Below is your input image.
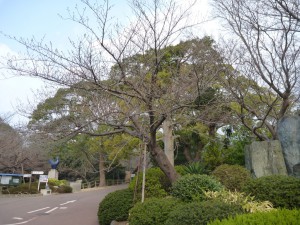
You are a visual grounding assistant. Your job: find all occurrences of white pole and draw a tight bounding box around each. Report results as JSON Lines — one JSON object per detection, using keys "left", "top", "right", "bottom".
{"left": 141, "top": 143, "right": 147, "bottom": 203}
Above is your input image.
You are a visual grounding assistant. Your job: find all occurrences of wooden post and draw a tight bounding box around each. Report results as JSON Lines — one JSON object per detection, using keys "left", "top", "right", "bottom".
{"left": 141, "top": 143, "right": 147, "bottom": 203}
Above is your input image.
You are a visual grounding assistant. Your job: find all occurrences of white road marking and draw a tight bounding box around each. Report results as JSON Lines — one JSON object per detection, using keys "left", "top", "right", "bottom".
{"left": 60, "top": 200, "right": 77, "bottom": 205}
{"left": 45, "top": 207, "right": 58, "bottom": 214}
{"left": 12, "top": 217, "right": 23, "bottom": 220}
{"left": 27, "top": 207, "right": 50, "bottom": 214}
{"left": 3, "top": 217, "right": 36, "bottom": 225}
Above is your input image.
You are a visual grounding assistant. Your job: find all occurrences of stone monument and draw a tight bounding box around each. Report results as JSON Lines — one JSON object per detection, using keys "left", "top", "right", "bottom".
{"left": 48, "top": 157, "right": 60, "bottom": 179}
{"left": 277, "top": 115, "right": 300, "bottom": 178}
{"left": 245, "top": 140, "right": 287, "bottom": 178}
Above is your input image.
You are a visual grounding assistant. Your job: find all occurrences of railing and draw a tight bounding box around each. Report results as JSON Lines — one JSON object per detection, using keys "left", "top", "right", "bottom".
{"left": 81, "top": 179, "right": 126, "bottom": 189}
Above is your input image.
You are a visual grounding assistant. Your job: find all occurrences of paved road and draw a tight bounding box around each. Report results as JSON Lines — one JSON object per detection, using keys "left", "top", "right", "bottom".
{"left": 0, "top": 184, "right": 127, "bottom": 225}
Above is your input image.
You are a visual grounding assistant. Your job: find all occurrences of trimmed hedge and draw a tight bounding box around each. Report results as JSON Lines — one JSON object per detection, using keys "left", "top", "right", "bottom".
{"left": 165, "top": 199, "right": 243, "bottom": 225}
{"left": 129, "top": 167, "right": 169, "bottom": 200}
{"left": 171, "top": 174, "right": 224, "bottom": 201}
{"left": 128, "top": 197, "right": 180, "bottom": 225}
{"left": 1, "top": 182, "right": 39, "bottom": 194}
{"left": 208, "top": 209, "right": 300, "bottom": 225}
{"left": 98, "top": 188, "right": 134, "bottom": 225}
{"left": 48, "top": 178, "right": 68, "bottom": 187}
{"left": 211, "top": 164, "right": 252, "bottom": 191}
{"left": 56, "top": 185, "right": 72, "bottom": 193}
{"left": 242, "top": 175, "right": 300, "bottom": 209}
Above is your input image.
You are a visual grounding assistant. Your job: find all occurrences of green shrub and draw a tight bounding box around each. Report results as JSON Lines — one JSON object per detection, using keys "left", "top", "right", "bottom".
{"left": 183, "top": 162, "right": 207, "bottom": 175}
{"left": 165, "top": 199, "right": 243, "bottom": 225}
{"left": 48, "top": 178, "right": 68, "bottom": 186}
{"left": 56, "top": 185, "right": 72, "bottom": 193}
{"left": 98, "top": 188, "right": 134, "bottom": 225}
{"left": 2, "top": 182, "right": 39, "bottom": 194}
{"left": 242, "top": 175, "right": 300, "bottom": 209}
{"left": 208, "top": 209, "right": 300, "bottom": 225}
{"left": 175, "top": 165, "right": 188, "bottom": 176}
{"left": 129, "top": 167, "right": 169, "bottom": 200}
{"left": 128, "top": 197, "right": 180, "bottom": 225}
{"left": 211, "top": 164, "right": 252, "bottom": 191}
{"left": 171, "top": 174, "right": 224, "bottom": 201}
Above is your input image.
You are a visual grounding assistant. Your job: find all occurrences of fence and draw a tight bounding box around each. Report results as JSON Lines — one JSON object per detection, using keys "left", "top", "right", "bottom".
{"left": 81, "top": 179, "right": 125, "bottom": 189}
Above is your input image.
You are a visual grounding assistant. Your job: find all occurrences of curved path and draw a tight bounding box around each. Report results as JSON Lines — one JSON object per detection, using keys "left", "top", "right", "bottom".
{"left": 0, "top": 184, "right": 127, "bottom": 225}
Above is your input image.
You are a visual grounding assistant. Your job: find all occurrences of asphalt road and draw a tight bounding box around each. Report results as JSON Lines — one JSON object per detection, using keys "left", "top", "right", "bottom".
{"left": 0, "top": 184, "right": 128, "bottom": 225}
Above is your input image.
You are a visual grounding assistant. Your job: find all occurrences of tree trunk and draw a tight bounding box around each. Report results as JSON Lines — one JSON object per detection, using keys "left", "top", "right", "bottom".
{"left": 99, "top": 152, "right": 106, "bottom": 187}
{"left": 183, "top": 146, "right": 193, "bottom": 162}
{"left": 208, "top": 123, "right": 217, "bottom": 137}
{"left": 149, "top": 144, "right": 179, "bottom": 183}
{"left": 162, "top": 117, "right": 174, "bottom": 166}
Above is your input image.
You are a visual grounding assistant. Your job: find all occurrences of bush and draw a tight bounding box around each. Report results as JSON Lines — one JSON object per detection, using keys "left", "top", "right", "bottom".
{"left": 98, "top": 188, "right": 134, "bottom": 225}
{"left": 165, "top": 199, "right": 243, "bottom": 225}
{"left": 171, "top": 174, "right": 224, "bottom": 201}
{"left": 56, "top": 185, "right": 72, "bottom": 193}
{"left": 128, "top": 197, "right": 180, "bottom": 225}
{"left": 48, "top": 178, "right": 68, "bottom": 186}
{"left": 242, "top": 175, "right": 300, "bottom": 209}
{"left": 183, "top": 162, "right": 207, "bottom": 175}
{"left": 129, "top": 167, "right": 169, "bottom": 200}
{"left": 175, "top": 165, "right": 188, "bottom": 176}
{"left": 2, "top": 182, "right": 39, "bottom": 194}
{"left": 208, "top": 209, "right": 300, "bottom": 225}
{"left": 204, "top": 190, "right": 274, "bottom": 213}
{"left": 211, "top": 164, "right": 252, "bottom": 191}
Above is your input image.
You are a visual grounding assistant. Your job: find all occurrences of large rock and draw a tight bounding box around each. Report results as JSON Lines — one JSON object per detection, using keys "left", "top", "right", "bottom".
{"left": 277, "top": 116, "right": 300, "bottom": 177}
{"left": 245, "top": 141, "right": 287, "bottom": 178}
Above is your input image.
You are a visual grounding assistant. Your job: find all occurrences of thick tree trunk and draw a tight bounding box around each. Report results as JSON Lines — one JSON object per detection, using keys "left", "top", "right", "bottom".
{"left": 162, "top": 117, "right": 174, "bottom": 166}
{"left": 99, "top": 152, "right": 106, "bottom": 187}
{"left": 149, "top": 144, "right": 179, "bottom": 183}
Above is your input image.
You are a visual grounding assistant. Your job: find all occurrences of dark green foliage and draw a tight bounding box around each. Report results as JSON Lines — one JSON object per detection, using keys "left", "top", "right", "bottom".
{"left": 175, "top": 123, "right": 209, "bottom": 166}
{"left": 174, "top": 165, "right": 188, "bottom": 176}
{"left": 183, "top": 161, "right": 207, "bottom": 175}
{"left": 1, "top": 182, "right": 39, "bottom": 194}
{"left": 202, "top": 139, "right": 228, "bottom": 171}
{"left": 211, "top": 164, "right": 252, "bottom": 191}
{"left": 222, "top": 126, "right": 252, "bottom": 166}
{"left": 242, "top": 175, "right": 300, "bottom": 209}
{"left": 203, "top": 127, "right": 251, "bottom": 170}
{"left": 165, "top": 200, "right": 243, "bottom": 225}
{"left": 208, "top": 209, "right": 300, "bottom": 225}
{"left": 98, "top": 189, "right": 134, "bottom": 225}
{"left": 128, "top": 198, "right": 180, "bottom": 225}
{"left": 171, "top": 174, "right": 224, "bottom": 201}
{"left": 194, "top": 87, "right": 219, "bottom": 108}
{"left": 129, "top": 167, "right": 169, "bottom": 200}
{"left": 56, "top": 185, "right": 72, "bottom": 193}
{"left": 106, "top": 165, "right": 126, "bottom": 180}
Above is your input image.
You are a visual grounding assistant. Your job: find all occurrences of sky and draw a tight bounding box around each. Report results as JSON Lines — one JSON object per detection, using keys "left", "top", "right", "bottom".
{"left": 0, "top": 0, "right": 219, "bottom": 126}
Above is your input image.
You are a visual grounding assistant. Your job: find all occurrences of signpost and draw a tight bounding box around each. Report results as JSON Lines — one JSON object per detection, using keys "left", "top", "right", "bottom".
{"left": 31, "top": 171, "right": 44, "bottom": 175}
{"left": 38, "top": 175, "right": 48, "bottom": 191}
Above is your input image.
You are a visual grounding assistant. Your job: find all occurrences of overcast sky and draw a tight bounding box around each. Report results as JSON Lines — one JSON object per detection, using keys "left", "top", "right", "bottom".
{"left": 0, "top": 0, "right": 219, "bottom": 126}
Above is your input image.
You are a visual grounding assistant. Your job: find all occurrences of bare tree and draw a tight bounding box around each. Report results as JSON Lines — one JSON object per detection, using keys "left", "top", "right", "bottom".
{"left": 0, "top": 118, "right": 47, "bottom": 173}
{"left": 273, "top": 0, "right": 300, "bottom": 26}
{"left": 212, "top": 0, "right": 300, "bottom": 140}
{"left": 0, "top": 118, "right": 24, "bottom": 173}
{"left": 2, "top": 0, "right": 220, "bottom": 183}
